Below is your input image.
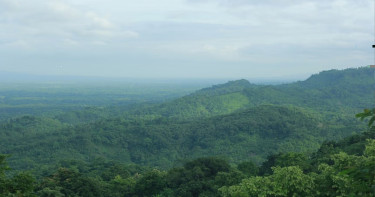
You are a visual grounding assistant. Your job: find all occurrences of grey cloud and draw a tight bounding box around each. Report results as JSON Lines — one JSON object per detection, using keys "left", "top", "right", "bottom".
{"left": 0, "top": 0, "right": 372, "bottom": 78}
{"left": 0, "top": 0, "right": 138, "bottom": 50}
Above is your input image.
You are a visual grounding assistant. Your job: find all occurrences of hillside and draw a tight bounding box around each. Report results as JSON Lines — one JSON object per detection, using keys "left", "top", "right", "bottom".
{"left": 1, "top": 105, "right": 363, "bottom": 173}
{"left": 130, "top": 67, "right": 374, "bottom": 120}
{"left": 1, "top": 113, "right": 373, "bottom": 197}
{"left": 0, "top": 67, "right": 372, "bottom": 177}
{"left": 0, "top": 67, "right": 374, "bottom": 196}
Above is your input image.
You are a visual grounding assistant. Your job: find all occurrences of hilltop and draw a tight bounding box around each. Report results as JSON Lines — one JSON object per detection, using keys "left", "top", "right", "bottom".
{"left": 128, "top": 67, "right": 374, "bottom": 120}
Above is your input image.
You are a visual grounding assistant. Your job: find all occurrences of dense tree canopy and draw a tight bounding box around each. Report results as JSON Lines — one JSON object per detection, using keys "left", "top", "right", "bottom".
{"left": 0, "top": 67, "right": 374, "bottom": 196}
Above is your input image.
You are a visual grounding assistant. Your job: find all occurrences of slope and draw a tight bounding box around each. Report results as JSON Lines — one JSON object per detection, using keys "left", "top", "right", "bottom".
{"left": 130, "top": 67, "right": 374, "bottom": 120}
{"left": 1, "top": 105, "right": 363, "bottom": 172}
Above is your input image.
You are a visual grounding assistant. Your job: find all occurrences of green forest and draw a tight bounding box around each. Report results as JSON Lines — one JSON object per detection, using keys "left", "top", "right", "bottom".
{"left": 0, "top": 67, "right": 374, "bottom": 196}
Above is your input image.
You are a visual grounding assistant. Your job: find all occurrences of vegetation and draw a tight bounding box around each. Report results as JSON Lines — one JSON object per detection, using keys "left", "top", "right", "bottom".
{"left": 0, "top": 125, "right": 373, "bottom": 196}
{"left": 129, "top": 67, "right": 374, "bottom": 120}
{"left": 0, "top": 105, "right": 363, "bottom": 172}
{"left": 0, "top": 67, "right": 374, "bottom": 196}
{"left": 0, "top": 82, "right": 203, "bottom": 122}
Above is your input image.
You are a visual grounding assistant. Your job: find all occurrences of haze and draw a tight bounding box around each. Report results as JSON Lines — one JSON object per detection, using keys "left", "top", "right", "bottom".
{"left": 0, "top": 0, "right": 373, "bottom": 79}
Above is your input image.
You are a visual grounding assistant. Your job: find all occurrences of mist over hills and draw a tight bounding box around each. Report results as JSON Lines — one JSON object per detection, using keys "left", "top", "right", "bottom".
{"left": 0, "top": 70, "right": 307, "bottom": 85}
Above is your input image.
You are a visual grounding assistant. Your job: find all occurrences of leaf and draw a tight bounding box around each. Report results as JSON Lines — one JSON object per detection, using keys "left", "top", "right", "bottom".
{"left": 368, "top": 116, "right": 375, "bottom": 127}
{"left": 356, "top": 108, "right": 375, "bottom": 127}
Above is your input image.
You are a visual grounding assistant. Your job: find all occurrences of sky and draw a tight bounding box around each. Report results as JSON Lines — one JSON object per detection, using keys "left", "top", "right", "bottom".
{"left": 0, "top": 0, "right": 373, "bottom": 79}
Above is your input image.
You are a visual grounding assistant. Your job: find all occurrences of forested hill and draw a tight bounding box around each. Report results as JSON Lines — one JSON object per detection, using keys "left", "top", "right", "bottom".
{"left": 1, "top": 105, "right": 361, "bottom": 172}
{"left": 131, "top": 67, "right": 374, "bottom": 120}
{"left": 1, "top": 120, "right": 373, "bottom": 196}
{"left": 193, "top": 79, "right": 254, "bottom": 96}
{"left": 298, "top": 67, "right": 374, "bottom": 88}
{"left": 0, "top": 66, "right": 373, "bottom": 195}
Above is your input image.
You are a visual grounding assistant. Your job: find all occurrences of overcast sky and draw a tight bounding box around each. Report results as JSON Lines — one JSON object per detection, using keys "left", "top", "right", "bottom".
{"left": 0, "top": 0, "right": 373, "bottom": 79}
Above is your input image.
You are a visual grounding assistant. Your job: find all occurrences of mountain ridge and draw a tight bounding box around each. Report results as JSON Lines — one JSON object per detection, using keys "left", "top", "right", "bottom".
{"left": 128, "top": 67, "right": 374, "bottom": 120}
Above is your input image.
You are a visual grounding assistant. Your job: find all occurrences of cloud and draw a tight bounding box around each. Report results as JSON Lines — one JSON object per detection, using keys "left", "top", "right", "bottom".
{"left": 0, "top": 0, "right": 372, "bottom": 78}
{"left": 0, "top": 0, "right": 138, "bottom": 50}
{"left": 4, "top": 40, "right": 30, "bottom": 49}
{"left": 85, "top": 12, "right": 114, "bottom": 29}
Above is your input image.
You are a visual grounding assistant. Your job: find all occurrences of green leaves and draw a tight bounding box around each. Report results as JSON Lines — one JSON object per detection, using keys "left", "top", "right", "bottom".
{"left": 221, "top": 139, "right": 375, "bottom": 197}
{"left": 356, "top": 108, "right": 375, "bottom": 127}
{"left": 220, "top": 166, "right": 315, "bottom": 197}
{"left": 0, "top": 155, "right": 10, "bottom": 178}
{"left": 0, "top": 156, "right": 36, "bottom": 196}
{"left": 315, "top": 141, "right": 375, "bottom": 196}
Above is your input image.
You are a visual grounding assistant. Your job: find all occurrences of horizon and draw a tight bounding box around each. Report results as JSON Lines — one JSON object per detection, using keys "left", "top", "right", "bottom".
{"left": 1, "top": 65, "right": 370, "bottom": 85}
{"left": 0, "top": 68, "right": 317, "bottom": 85}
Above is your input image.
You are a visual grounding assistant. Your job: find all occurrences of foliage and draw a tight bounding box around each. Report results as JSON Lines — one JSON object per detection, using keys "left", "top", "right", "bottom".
{"left": 220, "top": 166, "right": 315, "bottom": 197}
{"left": 220, "top": 138, "right": 375, "bottom": 197}
{"left": 0, "top": 155, "right": 36, "bottom": 196}
{"left": 0, "top": 127, "right": 373, "bottom": 196}
{"left": 356, "top": 108, "right": 375, "bottom": 127}
{"left": 0, "top": 67, "right": 374, "bottom": 196}
{"left": 0, "top": 105, "right": 361, "bottom": 173}
{"left": 130, "top": 67, "right": 374, "bottom": 120}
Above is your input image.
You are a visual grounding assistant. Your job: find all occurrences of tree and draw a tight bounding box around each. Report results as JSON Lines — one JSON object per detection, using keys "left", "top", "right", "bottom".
{"left": 220, "top": 166, "right": 315, "bottom": 197}
{"left": 134, "top": 169, "right": 167, "bottom": 196}
{"left": 0, "top": 155, "right": 36, "bottom": 196}
{"left": 237, "top": 161, "right": 259, "bottom": 177}
{"left": 315, "top": 139, "right": 375, "bottom": 196}
{"left": 356, "top": 108, "right": 375, "bottom": 128}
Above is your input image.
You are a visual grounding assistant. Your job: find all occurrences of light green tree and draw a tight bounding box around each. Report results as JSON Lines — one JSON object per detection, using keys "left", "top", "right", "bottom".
{"left": 220, "top": 166, "right": 315, "bottom": 197}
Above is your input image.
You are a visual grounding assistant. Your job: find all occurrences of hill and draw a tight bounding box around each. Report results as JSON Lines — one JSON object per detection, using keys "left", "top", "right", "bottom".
{"left": 129, "top": 67, "right": 374, "bottom": 120}
{"left": 1, "top": 105, "right": 363, "bottom": 172}
{"left": 1, "top": 113, "right": 373, "bottom": 197}
{"left": 0, "top": 67, "right": 372, "bottom": 176}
